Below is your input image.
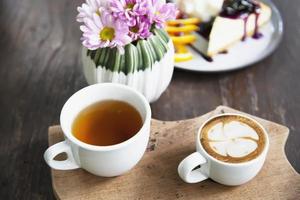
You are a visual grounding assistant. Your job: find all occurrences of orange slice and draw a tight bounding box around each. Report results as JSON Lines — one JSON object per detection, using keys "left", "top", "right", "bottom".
{"left": 166, "top": 25, "right": 199, "bottom": 33}
{"left": 167, "top": 18, "right": 201, "bottom": 26}
{"left": 175, "top": 44, "right": 188, "bottom": 53}
{"left": 174, "top": 52, "right": 193, "bottom": 62}
{"left": 170, "top": 35, "right": 196, "bottom": 45}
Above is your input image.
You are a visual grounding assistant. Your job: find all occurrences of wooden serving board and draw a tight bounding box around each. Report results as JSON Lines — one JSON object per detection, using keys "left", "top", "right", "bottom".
{"left": 48, "top": 106, "right": 300, "bottom": 200}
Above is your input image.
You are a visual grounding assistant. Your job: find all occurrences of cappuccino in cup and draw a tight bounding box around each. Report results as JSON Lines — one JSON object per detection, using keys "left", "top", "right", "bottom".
{"left": 200, "top": 115, "right": 266, "bottom": 163}
{"left": 178, "top": 113, "right": 269, "bottom": 186}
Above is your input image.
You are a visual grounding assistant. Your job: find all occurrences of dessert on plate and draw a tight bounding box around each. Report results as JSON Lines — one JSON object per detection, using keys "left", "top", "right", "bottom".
{"left": 174, "top": 0, "right": 272, "bottom": 59}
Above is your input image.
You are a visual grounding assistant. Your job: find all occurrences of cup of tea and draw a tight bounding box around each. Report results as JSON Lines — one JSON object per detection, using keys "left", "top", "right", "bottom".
{"left": 44, "top": 83, "right": 151, "bottom": 177}
{"left": 178, "top": 113, "right": 269, "bottom": 186}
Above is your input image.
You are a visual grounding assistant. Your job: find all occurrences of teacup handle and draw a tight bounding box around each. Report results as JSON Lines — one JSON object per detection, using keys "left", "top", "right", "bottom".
{"left": 178, "top": 152, "right": 208, "bottom": 183}
{"left": 44, "top": 141, "right": 80, "bottom": 170}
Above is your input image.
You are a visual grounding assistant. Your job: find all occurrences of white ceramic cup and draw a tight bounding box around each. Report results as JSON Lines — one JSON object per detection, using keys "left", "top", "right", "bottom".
{"left": 178, "top": 113, "right": 269, "bottom": 186}
{"left": 44, "top": 83, "right": 151, "bottom": 177}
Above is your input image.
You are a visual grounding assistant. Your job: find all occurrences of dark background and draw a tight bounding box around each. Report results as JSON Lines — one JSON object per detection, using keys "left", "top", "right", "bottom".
{"left": 0, "top": 0, "right": 299, "bottom": 199}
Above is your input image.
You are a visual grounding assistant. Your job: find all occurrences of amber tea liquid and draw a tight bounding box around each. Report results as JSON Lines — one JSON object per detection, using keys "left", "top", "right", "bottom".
{"left": 72, "top": 100, "right": 143, "bottom": 146}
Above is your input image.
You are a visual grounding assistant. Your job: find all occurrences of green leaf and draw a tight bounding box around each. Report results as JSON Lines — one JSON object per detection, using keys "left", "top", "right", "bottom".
{"left": 93, "top": 48, "right": 102, "bottom": 66}
{"left": 156, "top": 28, "right": 170, "bottom": 43}
{"left": 138, "top": 40, "right": 151, "bottom": 70}
{"left": 102, "top": 48, "right": 110, "bottom": 66}
{"left": 147, "top": 37, "right": 157, "bottom": 64}
{"left": 119, "top": 53, "right": 125, "bottom": 74}
{"left": 90, "top": 50, "right": 96, "bottom": 60}
{"left": 149, "top": 36, "right": 164, "bottom": 61}
{"left": 106, "top": 48, "right": 117, "bottom": 71}
{"left": 136, "top": 42, "right": 143, "bottom": 71}
{"left": 125, "top": 44, "right": 133, "bottom": 74}
{"left": 113, "top": 49, "right": 121, "bottom": 72}
{"left": 98, "top": 48, "right": 107, "bottom": 67}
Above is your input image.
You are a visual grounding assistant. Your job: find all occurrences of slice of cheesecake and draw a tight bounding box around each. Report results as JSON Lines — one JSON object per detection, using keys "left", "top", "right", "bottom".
{"left": 188, "top": 0, "right": 272, "bottom": 57}
{"left": 207, "top": 2, "right": 271, "bottom": 56}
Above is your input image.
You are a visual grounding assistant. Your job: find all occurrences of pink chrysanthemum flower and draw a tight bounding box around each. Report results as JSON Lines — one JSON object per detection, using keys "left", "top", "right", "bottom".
{"left": 80, "top": 11, "right": 131, "bottom": 53}
{"left": 110, "top": 0, "right": 149, "bottom": 26}
{"left": 77, "top": 0, "right": 177, "bottom": 52}
{"left": 129, "top": 16, "right": 152, "bottom": 40}
{"left": 76, "top": 0, "right": 108, "bottom": 22}
{"left": 150, "top": 0, "right": 177, "bottom": 28}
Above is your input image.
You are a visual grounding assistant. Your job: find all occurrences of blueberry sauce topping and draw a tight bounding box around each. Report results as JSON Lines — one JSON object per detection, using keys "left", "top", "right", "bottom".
{"left": 220, "top": 0, "right": 262, "bottom": 40}
{"left": 220, "top": 0, "right": 260, "bottom": 18}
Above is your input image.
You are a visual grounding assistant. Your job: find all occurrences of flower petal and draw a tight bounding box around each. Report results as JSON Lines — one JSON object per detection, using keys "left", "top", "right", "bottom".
{"left": 84, "top": 18, "right": 99, "bottom": 32}
{"left": 92, "top": 13, "right": 103, "bottom": 29}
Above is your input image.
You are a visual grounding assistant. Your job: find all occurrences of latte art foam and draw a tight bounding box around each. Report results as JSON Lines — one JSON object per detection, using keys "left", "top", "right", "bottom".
{"left": 200, "top": 115, "right": 266, "bottom": 163}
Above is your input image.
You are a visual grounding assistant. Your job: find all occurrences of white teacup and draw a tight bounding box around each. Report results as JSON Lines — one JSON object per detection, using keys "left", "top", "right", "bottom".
{"left": 178, "top": 113, "right": 269, "bottom": 186}
{"left": 44, "top": 83, "right": 151, "bottom": 177}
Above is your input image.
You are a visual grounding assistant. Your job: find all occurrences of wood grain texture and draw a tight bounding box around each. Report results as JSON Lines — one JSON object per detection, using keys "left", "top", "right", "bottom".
{"left": 0, "top": 0, "right": 299, "bottom": 199}
{"left": 49, "top": 106, "right": 300, "bottom": 200}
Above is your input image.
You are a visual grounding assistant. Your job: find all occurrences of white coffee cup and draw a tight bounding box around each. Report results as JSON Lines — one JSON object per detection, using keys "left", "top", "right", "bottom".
{"left": 44, "top": 83, "right": 151, "bottom": 177}
{"left": 178, "top": 113, "right": 269, "bottom": 186}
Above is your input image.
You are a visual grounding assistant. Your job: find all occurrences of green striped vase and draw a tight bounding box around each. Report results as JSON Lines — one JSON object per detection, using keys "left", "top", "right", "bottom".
{"left": 81, "top": 28, "right": 174, "bottom": 103}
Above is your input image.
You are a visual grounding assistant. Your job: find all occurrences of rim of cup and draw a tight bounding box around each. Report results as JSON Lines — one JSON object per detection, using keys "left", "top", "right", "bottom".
{"left": 60, "top": 83, "right": 151, "bottom": 152}
{"left": 196, "top": 113, "right": 270, "bottom": 167}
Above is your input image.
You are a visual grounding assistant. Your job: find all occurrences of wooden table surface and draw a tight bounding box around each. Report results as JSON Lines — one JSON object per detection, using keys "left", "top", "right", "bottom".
{"left": 0, "top": 0, "right": 299, "bottom": 199}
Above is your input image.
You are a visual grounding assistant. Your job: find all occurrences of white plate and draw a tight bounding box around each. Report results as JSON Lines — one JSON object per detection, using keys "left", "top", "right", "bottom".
{"left": 174, "top": 0, "right": 283, "bottom": 72}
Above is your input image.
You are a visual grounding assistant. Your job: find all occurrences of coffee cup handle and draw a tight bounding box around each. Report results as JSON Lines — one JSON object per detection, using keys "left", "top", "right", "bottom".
{"left": 44, "top": 141, "right": 80, "bottom": 170}
{"left": 178, "top": 152, "right": 208, "bottom": 183}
